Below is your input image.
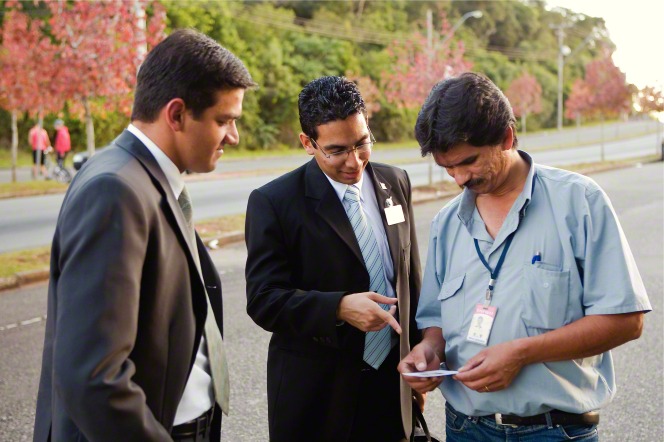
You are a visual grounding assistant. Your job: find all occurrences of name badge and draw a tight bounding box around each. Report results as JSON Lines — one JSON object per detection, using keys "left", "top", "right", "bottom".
{"left": 466, "top": 304, "right": 497, "bottom": 346}
{"left": 385, "top": 205, "right": 405, "bottom": 225}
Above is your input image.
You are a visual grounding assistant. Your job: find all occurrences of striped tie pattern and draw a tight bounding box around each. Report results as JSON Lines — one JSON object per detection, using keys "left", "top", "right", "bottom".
{"left": 178, "top": 186, "right": 230, "bottom": 415}
{"left": 342, "top": 185, "right": 393, "bottom": 369}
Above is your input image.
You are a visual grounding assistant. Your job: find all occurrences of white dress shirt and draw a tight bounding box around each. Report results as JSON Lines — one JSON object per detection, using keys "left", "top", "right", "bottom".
{"left": 127, "top": 124, "right": 214, "bottom": 425}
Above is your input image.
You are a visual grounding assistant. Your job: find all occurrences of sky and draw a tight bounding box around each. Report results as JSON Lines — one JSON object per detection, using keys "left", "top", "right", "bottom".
{"left": 546, "top": 0, "right": 664, "bottom": 89}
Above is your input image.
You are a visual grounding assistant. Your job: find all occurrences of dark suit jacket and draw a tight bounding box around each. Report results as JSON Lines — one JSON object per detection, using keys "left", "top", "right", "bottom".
{"left": 33, "top": 131, "right": 224, "bottom": 442}
{"left": 245, "top": 159, "right": 422, "bottom": 441}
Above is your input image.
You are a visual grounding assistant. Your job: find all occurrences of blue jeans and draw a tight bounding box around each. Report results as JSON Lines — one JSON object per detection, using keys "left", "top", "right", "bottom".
{"left": 445, "top": 403, "right": 599, "bottom": 441}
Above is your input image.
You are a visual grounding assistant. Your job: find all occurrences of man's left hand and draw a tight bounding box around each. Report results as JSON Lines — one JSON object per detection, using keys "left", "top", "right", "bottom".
{"left": 454, "top": 340, "right": 526, "bottom": 393}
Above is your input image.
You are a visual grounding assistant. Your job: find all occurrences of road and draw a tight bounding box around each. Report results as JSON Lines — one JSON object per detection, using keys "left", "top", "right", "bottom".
{"left": 0, "top": 162, "right": 661, "bottom": 441}
{"left": 0, "top": 122, "right": 662, "bottom": 254}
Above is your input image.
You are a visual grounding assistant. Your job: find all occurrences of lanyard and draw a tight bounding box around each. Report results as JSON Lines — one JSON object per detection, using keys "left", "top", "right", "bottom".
{"left": 474, "top": 232, "right": 515, "bottom": 307}
{"left": 473, "top": 170, "right": 537, "bottom": 306}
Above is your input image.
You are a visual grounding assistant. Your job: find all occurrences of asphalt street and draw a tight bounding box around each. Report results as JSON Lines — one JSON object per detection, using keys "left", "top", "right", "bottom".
{"left": 0, "top": 162, "right": 662, "bottom": 441}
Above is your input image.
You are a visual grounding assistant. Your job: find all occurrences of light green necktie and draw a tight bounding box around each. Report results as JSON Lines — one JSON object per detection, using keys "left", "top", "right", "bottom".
{"left": 178, "top": 186, "right": 230, "bottom": 415}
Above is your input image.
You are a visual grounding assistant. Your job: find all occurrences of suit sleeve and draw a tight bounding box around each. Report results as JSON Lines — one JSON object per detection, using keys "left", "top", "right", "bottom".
{"left": 245, "top": 189, "right": 349, "bottom": 347}
{"left": 404, "top": 171, "right": 423, "bottom": 347}
{"left": 52, "top": 174, "right": 171, "bottom": 441}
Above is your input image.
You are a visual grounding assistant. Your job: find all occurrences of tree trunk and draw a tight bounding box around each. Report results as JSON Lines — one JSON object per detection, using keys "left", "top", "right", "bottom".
{"left": 84, "top": 98, "right": 96, "bottom": 156}
{"left": 600, "top": 116, "right": 605, "bottom": 162}
{"left": 521, "top": 114, "right": 527, "bottom": 134}
{"left": 11, "top": 110, "right": 18, "bottom": 183}
{"left": 356, "top": 0, "right": 366, "bottom": 19}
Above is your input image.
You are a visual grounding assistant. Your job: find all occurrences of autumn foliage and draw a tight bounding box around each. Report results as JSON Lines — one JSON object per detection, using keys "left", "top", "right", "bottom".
{"left": 566, "top": 55, "right": 631, "bottom": 120}
{"left": 0, "top": 0, "right": 166, "bottom": 156}
{"left": 505, "top": 73, "right": 542, "bottom": 133}
{"left": 382, "top": 12, "right": 471, "bottom": 109}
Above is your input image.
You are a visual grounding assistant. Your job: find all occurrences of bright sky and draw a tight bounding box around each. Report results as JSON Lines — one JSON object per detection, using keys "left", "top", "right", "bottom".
{"left": 547, "top": 0, "right": 664, "bottom": 89}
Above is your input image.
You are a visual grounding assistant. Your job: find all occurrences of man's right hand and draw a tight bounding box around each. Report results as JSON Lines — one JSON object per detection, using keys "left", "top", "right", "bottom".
{"left": 398, "top": 328, "right": 445, "bottom": 394}
{"left": 337, "top": 292, "right": 401, "bottom": 334}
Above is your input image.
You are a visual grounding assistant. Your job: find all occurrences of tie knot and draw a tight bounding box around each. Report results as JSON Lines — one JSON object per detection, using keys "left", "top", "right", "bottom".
{"left": 344, "top": 185, "right": 360, "bottom": 203}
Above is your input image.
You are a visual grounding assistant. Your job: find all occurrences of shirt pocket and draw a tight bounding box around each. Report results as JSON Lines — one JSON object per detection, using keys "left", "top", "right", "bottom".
{"left": 437, "top": 274, "right": 465, "bottom": 339}
{"left": 522, "top": 264, "right": 570, "bottom": 330}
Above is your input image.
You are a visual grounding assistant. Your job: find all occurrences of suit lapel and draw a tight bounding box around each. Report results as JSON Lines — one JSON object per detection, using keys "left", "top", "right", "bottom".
{"left": 115, "top": 130, "right": 204, "bottom": 289}
{"left": 368, "top": 164, "right": 414, "bottom": 438}
{"left": 304, "top": 159, "right": 365, "bottom": 266}
{"left": 368, "top": 164, "right": 401, "bottom": 279}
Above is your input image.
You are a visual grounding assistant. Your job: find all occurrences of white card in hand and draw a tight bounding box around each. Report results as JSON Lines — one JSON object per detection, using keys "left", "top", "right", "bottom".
{"left": 403, "top": 369, "right": 458, "bottom": 378}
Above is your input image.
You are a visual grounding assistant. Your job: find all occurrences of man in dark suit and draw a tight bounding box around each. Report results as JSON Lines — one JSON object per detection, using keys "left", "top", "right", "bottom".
{"left": 34, "top": 29, "right": 255, "bottom": 442}
{"left": 245, "top": 76, "right": 422, "bottom": 441}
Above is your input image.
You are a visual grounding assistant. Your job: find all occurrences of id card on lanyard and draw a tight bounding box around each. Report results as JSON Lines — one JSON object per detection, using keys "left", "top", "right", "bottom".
{"left": 466, "top": 229, "right": 516, "bottom": 346}
{"left": 466, "top": 173, "right": 535, "bottom": 346}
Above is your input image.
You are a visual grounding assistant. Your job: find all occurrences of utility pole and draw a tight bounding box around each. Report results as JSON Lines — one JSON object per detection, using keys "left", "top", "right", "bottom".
{"left": 550, "top": 23, "right": 571, "bottom": 131}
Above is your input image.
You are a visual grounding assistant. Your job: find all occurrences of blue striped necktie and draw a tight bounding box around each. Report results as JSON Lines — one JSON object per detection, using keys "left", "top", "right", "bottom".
{"left": 342, "top": 185, "right": 393, "bottom": 369}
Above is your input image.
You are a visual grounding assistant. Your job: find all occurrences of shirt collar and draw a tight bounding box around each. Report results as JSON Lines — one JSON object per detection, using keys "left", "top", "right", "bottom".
{"left": 127, "top": 124, "right": 184, "bottom": 198}
{"left": 324, "top": 170, "right": 365, "bottom": 203}
{"left": 457, "top": 149, "right": 535, "bottom": 226}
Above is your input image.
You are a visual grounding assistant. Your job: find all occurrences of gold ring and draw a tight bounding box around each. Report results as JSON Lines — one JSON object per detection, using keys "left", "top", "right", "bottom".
{"left": 484, "top": 385, "right": 490, "bottom": 392}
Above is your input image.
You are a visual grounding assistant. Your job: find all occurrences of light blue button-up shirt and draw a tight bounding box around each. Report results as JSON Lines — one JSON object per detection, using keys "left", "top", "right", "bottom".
{"left": 416, "top": 150, "right": 651, "bottom": 417}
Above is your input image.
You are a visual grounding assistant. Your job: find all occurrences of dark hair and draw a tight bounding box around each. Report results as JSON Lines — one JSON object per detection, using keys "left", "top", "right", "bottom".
{"left": 298, "top": 76, "right": 367, "bottom": 139}
{"left": 131, "top": 29, "right": 256, "bottom": 122}
{"left": 414, "top": 72, "right": 517, "bottom": 156}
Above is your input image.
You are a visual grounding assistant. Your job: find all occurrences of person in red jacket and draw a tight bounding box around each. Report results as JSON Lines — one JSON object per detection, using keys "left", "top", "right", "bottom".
{"left": 28, "top": 123, "right": 50, "bottom": 178}
{"left": 53, "top": 119, "right": 71, "bottom": 168}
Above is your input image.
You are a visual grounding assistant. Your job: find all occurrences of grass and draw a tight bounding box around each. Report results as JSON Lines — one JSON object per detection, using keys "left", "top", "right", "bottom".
{"left": 0, "top": 149, "right": 34, "bottom": 168}
{"left": 0, "top": 215, "right": 247, "bottom": 280}
{"left": 0, "top": 246, "right": 51, "bottom": 279}
{"left": 0, "top": 180, "right": 68, "bottom": 199}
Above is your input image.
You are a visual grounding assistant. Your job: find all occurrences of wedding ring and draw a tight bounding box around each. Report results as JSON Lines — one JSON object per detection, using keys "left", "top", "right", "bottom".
{"left": 484, "top": 385, "right": 490, "bottom": 392}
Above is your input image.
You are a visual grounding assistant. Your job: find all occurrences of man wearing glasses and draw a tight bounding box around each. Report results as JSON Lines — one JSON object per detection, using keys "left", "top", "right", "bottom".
{"left": 245, "top": 76, "right": 422, "bottom": 441}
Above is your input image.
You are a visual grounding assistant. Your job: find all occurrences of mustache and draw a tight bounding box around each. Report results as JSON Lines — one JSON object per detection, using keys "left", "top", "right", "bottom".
{"left": 460, "top": 178, "right": 484, "bottom": 190}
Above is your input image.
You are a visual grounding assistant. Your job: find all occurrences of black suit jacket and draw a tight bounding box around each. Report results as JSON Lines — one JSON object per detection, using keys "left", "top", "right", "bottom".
{"left": 33, "top": 131, "right": 224, "bottom": 441}
{"left": 245, "top": 159, "right": 422, "bottom": 441}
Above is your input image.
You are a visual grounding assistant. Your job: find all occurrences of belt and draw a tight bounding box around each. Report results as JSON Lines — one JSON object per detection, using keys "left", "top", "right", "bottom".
{"left": 171, "top": 407, "right": 214, "bottom": 440}
{"left": 486, "top": 410, "right": 600, "bottom": 427}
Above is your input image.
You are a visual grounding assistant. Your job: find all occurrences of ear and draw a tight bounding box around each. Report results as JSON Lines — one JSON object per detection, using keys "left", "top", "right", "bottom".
{"left": 501, "top": 126, "right": 515, "bottom": 151}
{"left": 299, "top": 132, "right": 316, "bottom": 156}
{"left": 164, "top": 98, "right": 187, "bottom": 132}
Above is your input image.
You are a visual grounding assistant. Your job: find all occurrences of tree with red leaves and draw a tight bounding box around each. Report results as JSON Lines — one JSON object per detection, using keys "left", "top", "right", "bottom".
{"left": 505, "top": 72, "right": 542, "bottom": 134}
{"left": 0, "top": 3, "right": 59, "bottom": 181}
{"left": 565, "top": 78, "right": 592, "bottom": 126}
{"left": 47, "top": 0, "right": 166, "bottom": 155}
{"left": 382, "top": 11, "right": 471, "bottom": 109}
{"left": 567, "top": 55, "right": 632, "bottom": 159}
{"left": 638, "top": 86, "right": 664, "bottom": 115}
{"left": 582, "top": 55, "right": 632, "bottom": 119}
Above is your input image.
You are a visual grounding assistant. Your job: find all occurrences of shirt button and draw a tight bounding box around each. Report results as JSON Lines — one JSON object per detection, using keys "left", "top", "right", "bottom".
{"left": 543, "top": 282, "right": 550, "bottom": 288}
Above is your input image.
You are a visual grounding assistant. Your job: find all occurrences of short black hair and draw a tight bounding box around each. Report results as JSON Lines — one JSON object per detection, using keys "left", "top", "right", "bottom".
{"left": 415, "top": 72, "right": 517, "bottom": 156}
{"left": 298, "top": 76, "right": 367, "bottom": 139}
{"left": 131, "top": 29, "right": 256, "bottom": 122}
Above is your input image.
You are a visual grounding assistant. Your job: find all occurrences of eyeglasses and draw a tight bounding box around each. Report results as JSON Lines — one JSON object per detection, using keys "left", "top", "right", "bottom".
{"left": 309, "top": 129, "right": 375, "bottom": 163}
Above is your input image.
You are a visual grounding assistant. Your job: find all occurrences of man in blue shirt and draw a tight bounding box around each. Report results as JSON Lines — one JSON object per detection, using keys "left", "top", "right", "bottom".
{"left": 398, "top": 72, "right": 651, "bottom": 441}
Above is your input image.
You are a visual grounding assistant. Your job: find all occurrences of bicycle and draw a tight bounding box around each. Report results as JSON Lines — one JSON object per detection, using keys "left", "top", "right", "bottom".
{"left": 44, "top": 147, "right": 73, "bottom": 184}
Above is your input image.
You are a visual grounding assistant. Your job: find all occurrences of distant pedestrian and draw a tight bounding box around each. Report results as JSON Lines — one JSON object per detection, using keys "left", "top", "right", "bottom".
{"left": 398, "top": 72, "right": 651, "bottom": 441}
{"left": 28, "top": 123, "right": 50, "bottom": 178}
{"left": 52, "top": 119, "right": 71, "bottom": 168}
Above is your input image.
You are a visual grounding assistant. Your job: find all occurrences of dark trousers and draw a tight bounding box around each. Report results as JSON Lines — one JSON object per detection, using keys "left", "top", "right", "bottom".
{"left": 349, "top": 345, "right": 405, "bottom": 442}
